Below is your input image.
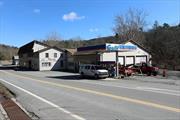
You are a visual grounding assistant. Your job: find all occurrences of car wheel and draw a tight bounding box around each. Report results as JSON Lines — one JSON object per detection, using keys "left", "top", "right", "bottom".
{"left": 127, "top": 73, "right": 131, "bottom": 76}
{"left": 80, "top": 72, "right": 84, "bottom": 78}
{"left": 147, "top": 71, "right": 151, "bottom": 76}
{"left": 94, "top": 74, "right": 99, "bottom": 79}
{"left": 153, "top": 72, "right": 157, "bottom": 76}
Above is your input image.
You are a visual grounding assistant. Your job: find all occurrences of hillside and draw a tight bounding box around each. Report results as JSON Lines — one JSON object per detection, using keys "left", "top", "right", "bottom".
{"left": 43, "top": 24, "right": 180, "bottom": 70}
{"left": 42, "top": 36, "right": 118, "bottom": 49}
{"left": 0, "top": 44, "right": 18, "bottom": 60}
{"left": 0, "top": 24, "right": 179, "bottom": 70}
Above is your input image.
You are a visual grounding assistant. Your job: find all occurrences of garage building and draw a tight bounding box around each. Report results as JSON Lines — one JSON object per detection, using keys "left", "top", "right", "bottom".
{"left": 74, "top": 40, "right": 151, "bottom": 67}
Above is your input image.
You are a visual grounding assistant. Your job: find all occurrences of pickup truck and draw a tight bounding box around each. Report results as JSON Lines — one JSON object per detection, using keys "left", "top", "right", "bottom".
{"left": 129, "top": 62, "right": 159, "bottom": 76}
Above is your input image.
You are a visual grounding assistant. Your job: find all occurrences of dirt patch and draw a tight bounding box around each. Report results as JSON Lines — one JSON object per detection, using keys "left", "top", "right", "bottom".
{"left": 0, "top": 82, "right": 15, "bottom": 99}
{"left": 0, "top": 83, "right": 32, "bottom": 120}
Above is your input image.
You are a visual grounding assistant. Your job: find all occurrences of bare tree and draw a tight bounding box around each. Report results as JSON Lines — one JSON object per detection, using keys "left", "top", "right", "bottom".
{"left": 113, "top": 8, "right": 147, "bottom": 42}
{"left": 46, "top": 31, "right": 62, "bottom": 41}
{"left": 44, "top": 31, "right": 62, "bottom": 47}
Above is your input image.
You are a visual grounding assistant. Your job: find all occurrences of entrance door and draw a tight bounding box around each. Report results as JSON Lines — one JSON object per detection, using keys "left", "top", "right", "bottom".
{"left": 28, "top": 61, "right": 32, "bottom": 69}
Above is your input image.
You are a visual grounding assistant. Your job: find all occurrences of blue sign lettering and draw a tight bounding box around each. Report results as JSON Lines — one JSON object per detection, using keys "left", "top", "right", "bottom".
{"left": 106, "top": 44, "right": 137, "bottom": 51}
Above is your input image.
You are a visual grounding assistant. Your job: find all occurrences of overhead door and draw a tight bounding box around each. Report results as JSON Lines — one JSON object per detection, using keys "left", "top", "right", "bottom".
{"left": 126, "top": 56, "right": 134, "bottom": 65}
{"left": 136, "top": 56, "right": 147, "bottom": 64}
{"left": 118, "top": 56, "right": 124, "bottom": 65}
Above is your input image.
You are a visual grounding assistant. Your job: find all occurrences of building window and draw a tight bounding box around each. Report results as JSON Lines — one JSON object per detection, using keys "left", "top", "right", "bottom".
{"left": 54, "top": 53, "right": 57, "bottom": 58}
{"left": 42, "top": 62, "right": 51, "bottom": 67}
{"left": 45, "top": 53, "right": 49, "bottom": 58}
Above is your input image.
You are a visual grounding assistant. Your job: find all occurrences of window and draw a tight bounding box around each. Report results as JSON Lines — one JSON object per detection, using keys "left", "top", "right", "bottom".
{"left": 45, "top": 53, "right": 49, "bottom": 58}
{"left": 91, "top": 66, "right": 95, "bottom": 70}
{"left": 54, "top": 53, "right": 57, "bottom": 58}
{"left": 85, "top": 66, "right": 90, "bottom": 69}
{"left": 42, "top": 62, "right": 51, "bottom": 67}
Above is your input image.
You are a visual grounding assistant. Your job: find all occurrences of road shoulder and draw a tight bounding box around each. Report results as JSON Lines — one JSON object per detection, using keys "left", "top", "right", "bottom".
{"left": 0, "top": 83, "right": 32, "bottom": 120}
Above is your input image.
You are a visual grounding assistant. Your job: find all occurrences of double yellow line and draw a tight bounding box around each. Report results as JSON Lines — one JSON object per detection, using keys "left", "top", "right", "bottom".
{"left": 2, "top": 70, "right": 180, "bottom": 113}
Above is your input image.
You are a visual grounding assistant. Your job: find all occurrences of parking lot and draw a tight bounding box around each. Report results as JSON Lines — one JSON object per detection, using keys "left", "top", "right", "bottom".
{"left": 0, "top": 69, "right": 180, "bottom": 120}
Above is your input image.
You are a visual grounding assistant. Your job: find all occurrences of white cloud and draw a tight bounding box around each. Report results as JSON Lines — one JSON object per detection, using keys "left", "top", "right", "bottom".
{"left": 0, "top": 1, "right": 4, "bottom": 6}
{"left": 62, "top": 12, "right": 85, "bottom": 21}
{"left": 33, "top": 9, "right": 40, "bottom": 14}
{"left": 89, "top": 28, "right": 99, "bottom": 32}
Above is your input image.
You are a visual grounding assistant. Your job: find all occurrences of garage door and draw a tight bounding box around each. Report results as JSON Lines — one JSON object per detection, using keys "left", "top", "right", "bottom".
{"left": 126, "top": 56, "right": 134, "bottom": 65}
{"left": 136, "top": 56, "right": 147, "bottom": 64}
{"left": 118, "top": 57, "right": 124, "bottom": 65}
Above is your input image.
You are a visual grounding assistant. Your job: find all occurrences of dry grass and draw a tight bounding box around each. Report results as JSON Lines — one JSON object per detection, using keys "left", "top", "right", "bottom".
{"left": 0, "top": 83, "right": 14, "bottom": 99}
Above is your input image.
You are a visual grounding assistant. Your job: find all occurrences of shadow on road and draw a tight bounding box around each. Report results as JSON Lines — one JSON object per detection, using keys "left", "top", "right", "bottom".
{"left": 46, "top": 75, "right": 102, "bottom": 80}
{"left": 0, "top": 65, "right": 16, "bottom": 70}
{"left": 0, "top": 65, "right": 36, "bottom": 71}
{"left": 46, "top": 75, "right": 82, "bottom": 80}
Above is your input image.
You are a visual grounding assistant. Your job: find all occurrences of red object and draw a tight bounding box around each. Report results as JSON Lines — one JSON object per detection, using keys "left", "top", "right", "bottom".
{"left": 119, "top": 66, "right": 134, "bottom": 76}
{"left": 129, "top": 62, "right": 159, "bottom": 76}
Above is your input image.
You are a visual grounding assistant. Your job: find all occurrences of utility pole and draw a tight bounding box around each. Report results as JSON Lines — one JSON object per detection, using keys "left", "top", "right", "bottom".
{"left": 116, "top": 51, "right": 119, "bottom": 77}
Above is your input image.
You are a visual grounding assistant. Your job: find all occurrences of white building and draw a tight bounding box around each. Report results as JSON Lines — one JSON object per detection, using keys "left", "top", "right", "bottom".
{"left": 74, "top": 40, "right": 151, "bottom": 66}
{"left": 18, "top": 40, "right": 64, "bottom": 71}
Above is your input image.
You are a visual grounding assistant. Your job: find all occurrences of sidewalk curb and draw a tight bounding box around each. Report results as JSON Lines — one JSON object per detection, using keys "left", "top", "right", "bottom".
{"left": 0, "top": 95, "right": 31, "bottom": 120}
{"left": 0, "top": 103, "right": 9, "bottom": 120}
{"left": 11, "top": 98, "right": 32, "bottom": 119}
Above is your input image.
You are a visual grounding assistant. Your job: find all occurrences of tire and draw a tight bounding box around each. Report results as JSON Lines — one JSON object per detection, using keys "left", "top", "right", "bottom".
{"left": 147, "top": 71, "right": 151, "bottom": 76}
{"left": 127, "top": 73, "right": 131, "bottom": 76}
{"left": 153, "top": 71, "right": 157, "bottom": 76}
{"left": 80, "top": 72, "right": 84, "bottom": 78}
{"left": 94, "top": 74, "right": 99, "bottom": 79}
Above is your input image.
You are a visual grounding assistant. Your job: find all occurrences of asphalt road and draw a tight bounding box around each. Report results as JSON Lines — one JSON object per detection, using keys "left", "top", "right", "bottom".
{"left": 0, "top": 70, "right": 180, "bottom": 120}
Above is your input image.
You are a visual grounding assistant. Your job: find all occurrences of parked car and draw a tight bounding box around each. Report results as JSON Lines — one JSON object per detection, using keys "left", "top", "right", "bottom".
{"left": 129, "top": 62, "right": 159, "bottom": 76}
{"left": 79, "top": 64, "right": 109, "bottom": 79}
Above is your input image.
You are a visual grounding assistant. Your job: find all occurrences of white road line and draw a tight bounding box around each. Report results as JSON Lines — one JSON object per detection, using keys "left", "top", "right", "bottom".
{"left": 0, "top": 78, "right": 86, "bottom": 120}
{"left": 136, "top": 87, "right": 180, "bottom": 93}
{"left": 77, "top": 81, "right": 180, "bottom": 96}
{"left": 3, "top": 70, "right": 180, "bottom": 96}
{"left": 136, "top": 87, "right": 180, "bottom": 96}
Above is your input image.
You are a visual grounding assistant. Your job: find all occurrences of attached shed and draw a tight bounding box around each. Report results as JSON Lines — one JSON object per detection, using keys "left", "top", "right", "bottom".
{"left": 12, "top": 56, "right": 19, "bottom": 65}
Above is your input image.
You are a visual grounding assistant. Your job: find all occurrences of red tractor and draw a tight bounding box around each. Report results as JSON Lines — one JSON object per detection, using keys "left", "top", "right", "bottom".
{"left": 119, "top": 65, "right": 134, "bottom": 76}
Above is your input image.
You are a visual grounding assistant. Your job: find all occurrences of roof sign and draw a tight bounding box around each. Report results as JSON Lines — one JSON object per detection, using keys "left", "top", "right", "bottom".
{"left": 106, "top": 44, "right": 137, "bottom": 51}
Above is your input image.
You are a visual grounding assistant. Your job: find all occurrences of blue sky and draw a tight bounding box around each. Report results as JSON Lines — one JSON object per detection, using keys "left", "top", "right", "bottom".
{"left": 0, "top": 0, "right": 179, "bottom": 47}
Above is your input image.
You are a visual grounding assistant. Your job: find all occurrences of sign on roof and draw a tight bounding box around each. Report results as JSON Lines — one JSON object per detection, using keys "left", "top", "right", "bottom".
{"left": 106, "top": 43, "right": 137, "bottom": 51}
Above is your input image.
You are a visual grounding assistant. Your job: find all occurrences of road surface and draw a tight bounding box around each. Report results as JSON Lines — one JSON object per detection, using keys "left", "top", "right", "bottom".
{"left": 0, "top": 70, "right": 180, "bottom": 120}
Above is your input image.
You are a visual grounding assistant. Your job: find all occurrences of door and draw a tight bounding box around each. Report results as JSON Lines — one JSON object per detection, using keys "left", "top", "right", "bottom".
{"left": 118, "top": 56, "right": 124, "bottom": 65}
{"left": 136, "top": 56, "right": 147, "bottom": 64}
{"left": 89, "top": 66, "right": 96, "bottom": 76}
{"left": 85, "top": 65, "right": 91, "bottom": 76}
{"left": 28, "top": 61, "right": 32, "bottom": 69}
{"left": 126, "top": 56, "right": 134, "bottom": 65}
